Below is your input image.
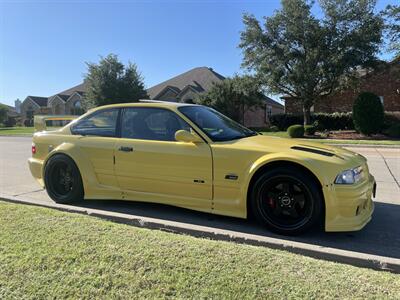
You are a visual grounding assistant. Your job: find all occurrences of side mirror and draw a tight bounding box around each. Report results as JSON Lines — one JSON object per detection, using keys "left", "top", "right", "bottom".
{"left": 175, "top": 130, "right": 203, "bottom": 143}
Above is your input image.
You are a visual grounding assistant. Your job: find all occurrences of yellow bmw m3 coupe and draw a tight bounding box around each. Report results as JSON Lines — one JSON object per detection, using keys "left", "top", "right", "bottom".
{"left": 28, "top": 101, "right": 376, "bottom": 235}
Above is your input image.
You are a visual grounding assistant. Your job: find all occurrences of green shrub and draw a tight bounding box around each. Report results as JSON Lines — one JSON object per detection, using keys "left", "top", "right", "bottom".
{"left": 384, "top": 123, "right": 400, "bottom": 138}
{"left": 314, "top": 112, "right": 353, "bottom": 131}
{"left": 269, "top": 125, "right": 279, "bottom": 132}
{"left": 287, "top": 125, "right": 304, "bottom": 138}
{"left": 249, "top": 125, "right": 280, "bottom": 133}
{"left": 249, "top": 127, "right": 270, "bottom": 132}
{"left": 383, "top": 112, "right": 400, "bottom": 130}
{"left": 312, "top": 120, "right": 322, "bottom": 130}
{"left": 271, "top": 109, "right": 395, "bottom": 132}
{"left": 270, "top": 114, "right": 303, "bottom": 130}
{"left": 270, "top": 112, "right": 353, "bottom": 131}
{"left": 304, "top": 125, "right": 316, "bottom": 135}
{"left": 4, "top": 117, "right": 16, "bottom": 127}
{"left": 353, "top": 92, "right": 384, "bottom": 135}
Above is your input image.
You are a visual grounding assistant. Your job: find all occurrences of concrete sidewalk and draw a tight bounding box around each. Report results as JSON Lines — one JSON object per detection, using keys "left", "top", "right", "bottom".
{"left": 1, "top": 137, "right": 400, "bottom": 272}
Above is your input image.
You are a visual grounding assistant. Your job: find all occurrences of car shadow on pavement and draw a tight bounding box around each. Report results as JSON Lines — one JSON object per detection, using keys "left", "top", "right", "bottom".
{"left": 70, "top": 199, "right": 400, "bottom": 259}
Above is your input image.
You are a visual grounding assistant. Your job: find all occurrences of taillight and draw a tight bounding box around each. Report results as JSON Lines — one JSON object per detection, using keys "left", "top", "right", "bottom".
{"left": 32, "top": 143, "right": 36, "bottom": 155}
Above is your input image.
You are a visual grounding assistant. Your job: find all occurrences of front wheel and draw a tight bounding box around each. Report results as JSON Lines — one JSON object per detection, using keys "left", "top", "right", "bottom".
{"left": 44, "top": 154, "right": 84, "bottom": 204}
{"left": 250, "top": 167, "right": 323, "bottom": 235}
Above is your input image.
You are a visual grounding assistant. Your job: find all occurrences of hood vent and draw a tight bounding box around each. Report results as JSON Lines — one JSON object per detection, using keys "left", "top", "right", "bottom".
{"left": 291, "top": 146, "right": 335, "bottom": 157}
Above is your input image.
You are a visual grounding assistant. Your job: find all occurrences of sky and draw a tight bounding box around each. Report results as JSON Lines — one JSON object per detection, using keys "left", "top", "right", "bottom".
{"left": 0, "top": 0, "right": 396, "bottom": 106}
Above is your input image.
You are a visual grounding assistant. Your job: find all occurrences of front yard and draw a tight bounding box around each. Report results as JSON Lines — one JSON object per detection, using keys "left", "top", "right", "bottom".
{"left": 261, "top": 131, "right": 400, "bottom": 145}
{"left": 0, "top": 127, "right": 35, "bottom": 136}
{"left": 0, "top": 127, "right": 62, "bottom": 136}
{"left": 0, "top": 201, "right": 399, "bottom": 299}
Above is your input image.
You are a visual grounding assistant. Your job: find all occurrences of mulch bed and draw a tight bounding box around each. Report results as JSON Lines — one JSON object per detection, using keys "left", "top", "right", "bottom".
{"left": 312, "top": 130, "right": 399, "bottom": 140}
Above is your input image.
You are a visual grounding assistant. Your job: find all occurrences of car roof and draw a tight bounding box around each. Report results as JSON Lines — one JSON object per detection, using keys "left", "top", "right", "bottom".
{"left": 87, "top": 100, "right": 200, "bottom": 112}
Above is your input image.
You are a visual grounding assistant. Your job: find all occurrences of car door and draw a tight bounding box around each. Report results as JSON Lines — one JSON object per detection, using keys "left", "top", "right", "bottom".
{"left": 114, "top": 107, "right": 213, "bottom": 211}
{"left": 71, "top": 108, "right": 120, "bottom": 188}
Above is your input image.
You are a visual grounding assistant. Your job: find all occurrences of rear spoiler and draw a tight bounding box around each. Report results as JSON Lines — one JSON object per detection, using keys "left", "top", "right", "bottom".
{"left": 34, "top": 115, "right": 79, "bottom": 132}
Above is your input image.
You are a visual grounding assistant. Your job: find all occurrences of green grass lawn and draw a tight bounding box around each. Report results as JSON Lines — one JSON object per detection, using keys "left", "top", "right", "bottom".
{"left": 261, "top": 131, "right": 400, "bottom": 145}
{"left": 0, "top": 127, "right": 63, "bottom": 136}
{"left": 0, "top": 127, "right": 35, "bottom": 136}
{"left": 0, "top": 201, "right": 399, "bottom": 299}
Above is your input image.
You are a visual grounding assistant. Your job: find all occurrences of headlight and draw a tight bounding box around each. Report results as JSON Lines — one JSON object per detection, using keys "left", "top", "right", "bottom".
{"left": 335, "top": 166, "right": 364, "bottom": 184}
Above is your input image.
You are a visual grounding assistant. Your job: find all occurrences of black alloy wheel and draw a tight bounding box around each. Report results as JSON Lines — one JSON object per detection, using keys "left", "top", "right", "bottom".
{"left": 251, "top": 167, "right": 323, "bottom": 235}
{"left": 44, "top": 155, "right": 84, "bottom": 204}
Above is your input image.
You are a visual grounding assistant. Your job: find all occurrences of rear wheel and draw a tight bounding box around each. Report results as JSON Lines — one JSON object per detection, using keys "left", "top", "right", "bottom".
{"left": 44, "top": 155, "right": 84, "bottom": 204}
{"left": 250, "top": 167, "right": 323, "bottom": 235}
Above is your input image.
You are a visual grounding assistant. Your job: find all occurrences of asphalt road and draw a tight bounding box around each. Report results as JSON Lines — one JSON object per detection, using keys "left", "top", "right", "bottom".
{"left": 1, "top": 136, "right": 399, "bottom": 259}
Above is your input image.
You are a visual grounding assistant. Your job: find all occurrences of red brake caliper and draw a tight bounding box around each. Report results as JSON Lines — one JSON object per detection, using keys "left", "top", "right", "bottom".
{"left": 267, "top": 197, "right": 275, "bottom": 208}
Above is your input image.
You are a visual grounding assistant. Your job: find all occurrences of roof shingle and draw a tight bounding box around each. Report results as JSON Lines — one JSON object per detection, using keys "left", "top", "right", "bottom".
{"left": 57, "top": 82, "right": 87, "bottom": 96}
{"left": 147, "top": 67, "right": 225, "bottom": 99}
{"left": 28, "top": 96, "right": 48, "bottom": 107}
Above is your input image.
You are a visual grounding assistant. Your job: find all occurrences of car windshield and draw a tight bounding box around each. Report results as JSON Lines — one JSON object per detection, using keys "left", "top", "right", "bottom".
{"left": 178, "top": 106, "right": 257, "bottom": 142}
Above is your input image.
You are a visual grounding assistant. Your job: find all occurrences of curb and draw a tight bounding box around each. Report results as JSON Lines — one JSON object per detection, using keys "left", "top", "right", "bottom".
{"left": 1, "top": 194, "right": 400, "bottom": 274}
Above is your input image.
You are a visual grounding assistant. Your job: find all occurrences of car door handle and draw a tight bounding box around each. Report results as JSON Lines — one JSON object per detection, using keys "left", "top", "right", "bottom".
{"left": 118, "top": 146, "right": 134, "bottom": 152}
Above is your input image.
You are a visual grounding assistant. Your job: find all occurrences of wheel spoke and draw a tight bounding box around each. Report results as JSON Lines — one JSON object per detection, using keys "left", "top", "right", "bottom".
{"left": 281, "top": 182, "right": 289, "bottom": 194}
{"left": 273, "top": 203, "right": 283, "bottom": 216}
{"left": 288, "top": 206, "right": 299, "bottom": 218}
{"left": 59, "top": 169, "right": 65, "bottom": 185}
{"left": 293, "top": 194, "right": 305, "bottom": 206}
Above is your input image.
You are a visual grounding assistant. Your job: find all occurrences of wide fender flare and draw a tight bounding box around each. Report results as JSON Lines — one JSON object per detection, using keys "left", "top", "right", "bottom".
{"left": 242, "top": 152, "right": 330, "bottom": 199}
{"left": 42, "top": 142, "right": 97, "bottom": 192}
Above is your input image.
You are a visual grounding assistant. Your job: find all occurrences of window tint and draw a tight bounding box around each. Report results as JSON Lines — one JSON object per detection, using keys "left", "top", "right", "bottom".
{"left": 178, "top": 106, "right": 257, "bottom": 142}
{"left": 72, "top": 109, "right": 119, "bottom": 137}
{"left": 121, "top": 108, "right": 190, "bottom": 141}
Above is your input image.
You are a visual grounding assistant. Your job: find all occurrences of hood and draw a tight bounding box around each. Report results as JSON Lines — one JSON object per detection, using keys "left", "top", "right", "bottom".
{"left": 226, "top": 135, "right": 366, "bottom": 162}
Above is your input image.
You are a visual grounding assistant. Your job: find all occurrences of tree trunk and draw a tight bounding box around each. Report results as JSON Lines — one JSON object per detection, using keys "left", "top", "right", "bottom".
{"left": 242, "top": 102, "right": 246, "bottom": 126}
{"left": 303, "top": 106, "right": 311, "bottom": 126}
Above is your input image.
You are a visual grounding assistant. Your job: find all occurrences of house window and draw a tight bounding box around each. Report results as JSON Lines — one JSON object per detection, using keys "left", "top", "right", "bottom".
{"left": 266, "top": 105, "right": 272, "bottom": 121}
{"left": 71, "top": 101, "right": 84, "bottom": 115}
{"left": 26, "top": 106, "right": 34, "bottom": 120}
{"left": 54, "top": 103, "right": 63, "bottom": 115}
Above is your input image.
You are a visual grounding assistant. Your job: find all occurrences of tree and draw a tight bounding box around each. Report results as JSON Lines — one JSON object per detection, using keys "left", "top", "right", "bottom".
{"left": 195, "top": 75, "right": 264, "bottom": 124}
{"left": 83, "top": 54, "right": 148, "bottom": 110}
{"left": 0, "top": 104, "right": 8, "bottom": 126}
{"left": 383, "top": 5, "right": 400, "bottom": 57}
{"left": 239, "top": 0, "right": 383, "bottom": 125}
{"left": 352, "top": 92, "right": 384, "bottom": 135}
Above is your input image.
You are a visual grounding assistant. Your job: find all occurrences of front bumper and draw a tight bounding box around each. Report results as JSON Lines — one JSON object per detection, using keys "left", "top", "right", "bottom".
{"left": 324, "top": 174, "right": 375, "bottom": 232}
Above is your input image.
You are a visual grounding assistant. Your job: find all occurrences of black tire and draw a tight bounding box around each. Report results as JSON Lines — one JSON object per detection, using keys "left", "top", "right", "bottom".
{"left": 250, "top": 167, "right": 323, "bottom": 235}
{"left": 44, "top": 154, "right": 84, "bottom": 204}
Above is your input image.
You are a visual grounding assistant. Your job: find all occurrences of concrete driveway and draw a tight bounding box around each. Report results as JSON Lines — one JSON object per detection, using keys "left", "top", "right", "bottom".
{"left": 1, "top": 136, "right": 399, "bottom": 259}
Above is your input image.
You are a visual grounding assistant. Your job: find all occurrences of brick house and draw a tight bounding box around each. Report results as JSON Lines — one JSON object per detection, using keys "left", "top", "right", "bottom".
{"left": 21, "top": 66, "right": 284, "bottom": 127}
{"left": 283, "top": 57, "right": 400, "bottom": 114}
{"left": 20, "top": 85, "right": 86, "bottom": 124}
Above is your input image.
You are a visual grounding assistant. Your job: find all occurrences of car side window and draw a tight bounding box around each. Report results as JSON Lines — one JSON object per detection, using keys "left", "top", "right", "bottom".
{"left": 121, "top": 108, "right": 190, "bottom": 141}
{"left": 72, "top": 109, "right": 119, "bottom": 137}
